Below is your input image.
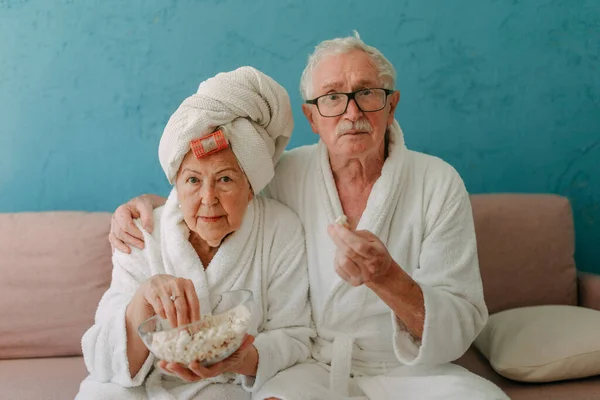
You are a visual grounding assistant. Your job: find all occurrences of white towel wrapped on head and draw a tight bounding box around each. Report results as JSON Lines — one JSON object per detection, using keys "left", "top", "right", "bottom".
{"left": 158, "top": 66, "right": 293, "bottom": 194}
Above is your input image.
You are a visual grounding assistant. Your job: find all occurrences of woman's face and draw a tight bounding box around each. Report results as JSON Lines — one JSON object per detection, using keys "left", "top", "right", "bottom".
{"left": 175, "top": 148, "right": 253, "bottom": 247}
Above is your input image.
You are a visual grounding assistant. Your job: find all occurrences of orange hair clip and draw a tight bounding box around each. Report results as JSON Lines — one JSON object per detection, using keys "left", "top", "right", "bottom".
{"left": 190, "top": 129, "right": 228, "bottom": 158}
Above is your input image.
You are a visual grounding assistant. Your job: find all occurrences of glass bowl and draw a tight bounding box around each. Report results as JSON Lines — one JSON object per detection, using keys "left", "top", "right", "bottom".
{"left": 137, "top": 289, "right": 254, "bottom": 366}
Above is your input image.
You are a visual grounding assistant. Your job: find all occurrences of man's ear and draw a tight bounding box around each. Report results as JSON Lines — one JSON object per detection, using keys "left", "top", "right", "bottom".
{"left": 302, "top": 104, "right": 319, "bottom": 134}
{"left": 386, "top": 90, "right": 401, "bottom": 126}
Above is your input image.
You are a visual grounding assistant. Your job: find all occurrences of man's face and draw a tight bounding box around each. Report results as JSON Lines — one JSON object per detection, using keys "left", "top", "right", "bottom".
{"left": 302, "top": 50, "right": 400, "bottom": 158}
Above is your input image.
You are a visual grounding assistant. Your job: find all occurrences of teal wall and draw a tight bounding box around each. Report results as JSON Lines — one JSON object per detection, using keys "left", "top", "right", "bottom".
{"left": 1, "top": 0, "right": 598, "bottom": 273}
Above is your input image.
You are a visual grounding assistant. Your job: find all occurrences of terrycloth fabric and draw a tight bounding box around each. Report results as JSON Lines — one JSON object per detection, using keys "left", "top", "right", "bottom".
{"left": 76, "top": 190, "right": 313, "bottom": 400}
{"left": 158, "top": 66, "right": 293, "bottom": 193}
{"left": 260, "top": 120, "right": 509, "bottom": 399}
{"left": 256, "top": 362, "right": 509, "bottom": 400}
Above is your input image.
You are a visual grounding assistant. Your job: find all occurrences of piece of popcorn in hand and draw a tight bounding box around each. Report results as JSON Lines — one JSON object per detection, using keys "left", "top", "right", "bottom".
{"left": 335, "top": 214, "right": 349, "bottom": 228}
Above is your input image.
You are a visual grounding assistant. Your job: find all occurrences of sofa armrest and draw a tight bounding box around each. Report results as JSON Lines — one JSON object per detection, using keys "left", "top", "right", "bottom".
{"left": 578, "top": 272, "right": 600, "bottom": 311}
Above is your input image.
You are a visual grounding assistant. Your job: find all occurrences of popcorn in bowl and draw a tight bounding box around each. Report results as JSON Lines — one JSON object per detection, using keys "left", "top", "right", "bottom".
{"left": 138, "top": 289, "right": 253, "bottom": 366}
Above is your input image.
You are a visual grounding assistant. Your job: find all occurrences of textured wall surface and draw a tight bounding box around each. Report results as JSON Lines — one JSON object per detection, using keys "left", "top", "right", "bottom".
{"left": 0, "top": 0, "right": 598, "bottom": 272}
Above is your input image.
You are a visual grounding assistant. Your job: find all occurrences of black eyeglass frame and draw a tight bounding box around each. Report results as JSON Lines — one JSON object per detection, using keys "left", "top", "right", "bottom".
{"left": 305, "top": 88, "right": 395, "bottom": 117}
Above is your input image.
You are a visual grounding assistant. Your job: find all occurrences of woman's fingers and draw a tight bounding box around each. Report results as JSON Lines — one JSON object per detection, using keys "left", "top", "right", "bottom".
{"left": 141, "top": 275, "right": 199, "bottom": 328}
{"left": 188, "top": 360, "right": 215, "bottom": 378}
{"left": 146, "top": 293, "right": 167, "bottom": 320}
{"left": 167, "top": 362, "right": 203, "bottom": 382}
{"left": 173, "top": 296, "right": 190, "bottom": 327}
{"left": 183, "top": 280, "right": 201, "bottom": 322}
{"left": 171, "top": 278, "right": 199, "bottom": 326}
{"left": 158, "top": 292, "right": 178, "bottom": 328}
{"left": 157, "top": 360, "right": 170, "bottom": 374}
{"left": 237, "top": 334, "right": 255, "bottom": 351}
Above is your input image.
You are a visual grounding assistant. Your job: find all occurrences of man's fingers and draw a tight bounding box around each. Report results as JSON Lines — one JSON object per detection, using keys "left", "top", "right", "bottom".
{"left": 330, "top": 224, "right": 374, "bottom": 258}
{"left": 334, "top": 259, "right": 352, "bottom": 283}
{"left": 335, "top": 254, "right": 365, "bottom": 286}
{"left": 328, "top": 225, "right": 369, "bottom": 260}
{"left": 136, "top": 198, "right": 156, "bottom": 234}
{"left": 339, "top": 240, "right": 363, "bottom": 263}
{"left": 116, "top": 215, "right": 145, "bottom": 245}
{"left": 337, "top": 253, "right": 361, "bottom": 278}
{"left": 117, "top": 230, "right": 146, "bottom": 250}
{"left": 108, "top": 232, "right": 131, "bottom": 254}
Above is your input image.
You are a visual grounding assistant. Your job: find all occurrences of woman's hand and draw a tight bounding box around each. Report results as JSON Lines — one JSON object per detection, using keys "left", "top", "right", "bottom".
{"left": 129, "top": 274, "right": 200, "bottom": 328}
{"left": 157, "top": 334, "right": 259, "bottom": 382}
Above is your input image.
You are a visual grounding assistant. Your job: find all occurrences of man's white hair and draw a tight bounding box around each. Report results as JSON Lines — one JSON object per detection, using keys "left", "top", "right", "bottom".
{"left": 299, "top": 30, "right": 396, "bottom": 100}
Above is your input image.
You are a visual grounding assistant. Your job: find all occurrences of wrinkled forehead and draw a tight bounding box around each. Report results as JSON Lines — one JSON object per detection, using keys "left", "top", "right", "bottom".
{"left": 312, "top": 51, "right": 381, "bottom": 95}
{"left": 179, "top": 146, "right": 243, "bottom": 174}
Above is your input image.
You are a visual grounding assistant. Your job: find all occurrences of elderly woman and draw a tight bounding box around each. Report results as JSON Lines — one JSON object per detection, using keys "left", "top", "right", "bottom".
{"left": 76, "top": 67, "right": 314, "bottom": 400}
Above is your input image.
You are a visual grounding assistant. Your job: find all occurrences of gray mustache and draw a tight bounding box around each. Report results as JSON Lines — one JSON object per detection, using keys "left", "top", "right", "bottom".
{"left": 336, "top": 119, "right": 373, "bottom": 136}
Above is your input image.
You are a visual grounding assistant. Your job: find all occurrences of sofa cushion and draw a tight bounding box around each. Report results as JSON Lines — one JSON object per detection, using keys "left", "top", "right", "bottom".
{"left": 474, "top": 305, "right": 600, "bottom": 382}
{"left": 470, "top": 194, "right": 577, "bottom": 314}
{"left": 578, "top": 272, "right": 600, "bottom": 311}
{"left": 454, "top": 347, "right": 600, "bottom": 400}
{"left": 0, "top": 212, "right": 113, "bottom": 359}
{"left": 0, "top": 356, "right": 88, "bottom": 400}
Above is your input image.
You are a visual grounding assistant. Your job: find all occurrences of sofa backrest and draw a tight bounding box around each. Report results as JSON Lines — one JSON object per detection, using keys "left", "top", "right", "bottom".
{"left": 0, "top": 212, "right": 113, "bottom": 359}
{"left": 0, "top": 194, "right": 578, "bottom": 358}
{"left": 470, "top": 194, "right": 577, "bottom": 314}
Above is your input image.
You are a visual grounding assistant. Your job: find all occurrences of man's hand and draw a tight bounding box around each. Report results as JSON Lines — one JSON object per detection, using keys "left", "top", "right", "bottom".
{"left": 157, "top": 335, "right": 258, "bottom": 382}
{"left": 328, "top": 223, "right": 425, "bottom": 338}
{"left": 109, "top": 194, "right": 166, "bottom": 254}
{"left": 327, "top": 223, "right": 394, "bottom": 286}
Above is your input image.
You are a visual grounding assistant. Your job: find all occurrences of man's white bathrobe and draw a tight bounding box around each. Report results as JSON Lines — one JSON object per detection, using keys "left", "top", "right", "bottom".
{"left": 258, "top": 121, "right": 509, "bottom": 400}
{"left": 76, "top": 190, "right": 314, "bottom": 400}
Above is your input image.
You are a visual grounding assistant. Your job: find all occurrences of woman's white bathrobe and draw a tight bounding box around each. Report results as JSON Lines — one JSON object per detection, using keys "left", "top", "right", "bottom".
{"left": 76, "top": 191, "right": 314, "bottom": 400}
{"left": 258, "top": 121, "right": 509, "bottom": 400}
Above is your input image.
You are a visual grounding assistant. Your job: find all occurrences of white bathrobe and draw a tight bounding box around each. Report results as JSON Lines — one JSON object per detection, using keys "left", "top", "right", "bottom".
{"left": 258, "top": 121, "right": 509, "bottom": 400}
{"left": 76, "top": 190, "right": 314, "bottom": 400}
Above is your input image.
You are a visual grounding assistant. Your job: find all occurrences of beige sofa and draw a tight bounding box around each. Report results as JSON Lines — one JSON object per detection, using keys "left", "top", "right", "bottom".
{"left": 1, "top": 194, "right": 599, "bottom": 399}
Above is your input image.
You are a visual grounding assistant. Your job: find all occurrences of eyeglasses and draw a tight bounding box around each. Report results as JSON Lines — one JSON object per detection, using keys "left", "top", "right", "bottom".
{"left": 305, "top": 88, "right": 394, "bottom": 117}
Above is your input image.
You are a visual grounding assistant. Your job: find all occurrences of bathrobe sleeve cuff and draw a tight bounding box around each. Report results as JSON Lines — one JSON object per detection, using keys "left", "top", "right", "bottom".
{"left": 240, "top": 334, "right": 277, "bottom": 393}
{"left": 391, "top": 284, "right": 434, "bottom": 365}
{"left": 113, "top": 304, "right": 155, "bottom": 387}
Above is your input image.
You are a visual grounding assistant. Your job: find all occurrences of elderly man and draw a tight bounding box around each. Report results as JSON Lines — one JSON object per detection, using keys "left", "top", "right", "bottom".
{"left": 110, "top": 33, "right": 509, "bottom": 399}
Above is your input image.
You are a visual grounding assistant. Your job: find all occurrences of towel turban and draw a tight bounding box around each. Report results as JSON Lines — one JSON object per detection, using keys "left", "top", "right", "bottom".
{"left": 158, "top": 66, "right": 293, "bottom": 194}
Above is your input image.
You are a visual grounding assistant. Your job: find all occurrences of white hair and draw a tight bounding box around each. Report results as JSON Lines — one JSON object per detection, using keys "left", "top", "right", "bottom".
{"left": 299, "top": 30, "right": 396, "bottom": 100}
